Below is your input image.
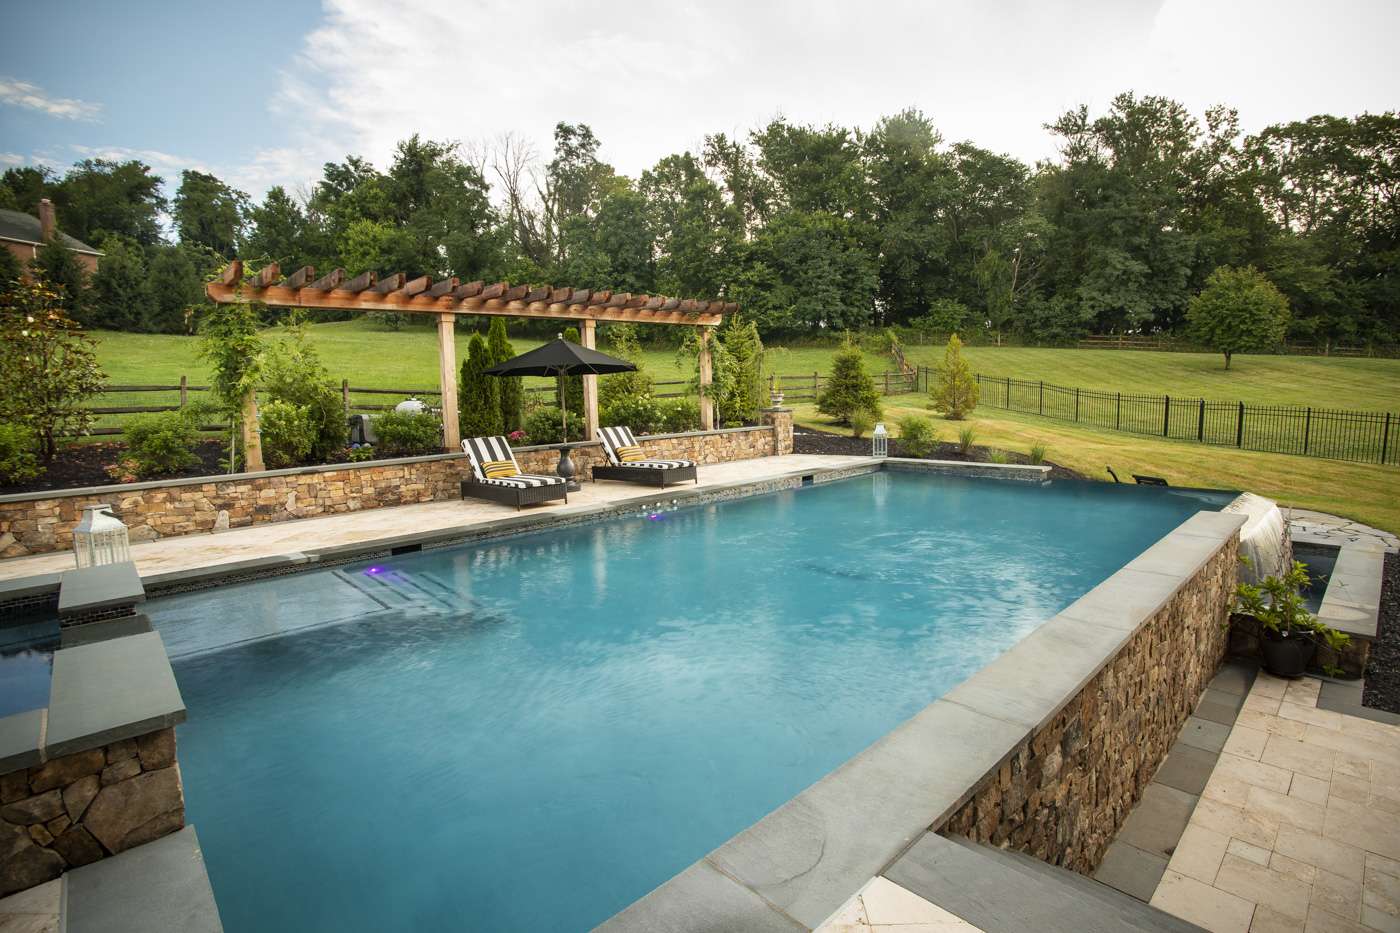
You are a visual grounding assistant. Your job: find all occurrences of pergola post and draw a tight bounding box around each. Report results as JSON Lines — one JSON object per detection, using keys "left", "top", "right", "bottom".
{"left": 241, "top": 390, "right": 265, "bottom": 473}
{"left": 437, "top": 312, "right": 461, "bottom": 451}
{"left": 580, "top": 319, "right": 599, "bottom": 440}
{"left": 697, "top": 326, "right": 715, "bottom": 431}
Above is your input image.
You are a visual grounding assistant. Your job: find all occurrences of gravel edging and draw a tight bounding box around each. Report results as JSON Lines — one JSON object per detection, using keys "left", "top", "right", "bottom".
{"left": 1362, "top": 552, "right": 1400, "bottom": 714}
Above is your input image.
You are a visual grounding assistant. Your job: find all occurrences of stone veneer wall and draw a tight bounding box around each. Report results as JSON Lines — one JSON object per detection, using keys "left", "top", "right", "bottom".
{"left": 1, "top": 728, "right": 183, "bottom": 896}
{"left": 0, "top": 422, "right": 787, "bottom": 558}
{"left": 938, "top": 534, "right": 1239, "bottom": 873}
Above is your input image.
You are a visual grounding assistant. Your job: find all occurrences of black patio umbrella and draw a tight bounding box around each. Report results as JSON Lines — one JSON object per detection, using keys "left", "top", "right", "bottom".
{"left": 483, "top": 336, "right": 637, "bottom": 445}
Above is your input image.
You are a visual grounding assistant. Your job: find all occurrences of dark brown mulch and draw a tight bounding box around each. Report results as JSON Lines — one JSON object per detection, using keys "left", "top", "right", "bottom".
{"left": 1362, "top": 552, "right": 1400, "bottom": 714}
{"left": 793, "top": 428, "right": 1084, "bottom": 482}
{"left": 1, "top": 441, "right": 228, "bottom": 496}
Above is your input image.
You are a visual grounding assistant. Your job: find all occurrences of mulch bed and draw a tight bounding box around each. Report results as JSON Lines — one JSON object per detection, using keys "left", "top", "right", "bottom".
{"left": 1362, "top": 553, "right": 1400, "bottom": 714}
{"left": 0, "top": 441, "right": 228, "bottom": 496}
{"left": 794, "top": 428, "right": 1085, "bottom": 482}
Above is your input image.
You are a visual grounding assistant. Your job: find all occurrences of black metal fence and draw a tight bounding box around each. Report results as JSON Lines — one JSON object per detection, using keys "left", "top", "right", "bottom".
{"left": 974, "top": 375, "right": 1399, "bottom": 466}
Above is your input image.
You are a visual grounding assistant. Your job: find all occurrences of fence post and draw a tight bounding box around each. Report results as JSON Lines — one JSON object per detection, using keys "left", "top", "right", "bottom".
{"left": 813, "top": 371, "right": 819, "bottom": 397}
{"left": 1039, "top": 381, "right": 1044, "bottom": 415}
{"left": 1074, "top": 387, "right": 1080, "bottom": 422}
{"left": 1163, "top": 395, "right": 1170, "bottom": 437}
{"left": 342, "top": 379, "right": 351, "bottom": 418}
{"left": 178, "top": 375, "right": 188, "bottom": 409}
{"left": 1197, "top": 399, "right": 1205, "bottom": 441}
{"left": 884, "top": 371, "right": 890, "bottom": 395}
{"left": 1236, "top": 401, "right": 1245, "bottom": 447}
{"left": 1115, "top": 392, "right": 1121, "bottom": 430}
{"left": 1383, "top": 412, "right": 1392, "bottom": 464}
{"left": 1303, "top": 407, "right": 1312, "bottom": 454}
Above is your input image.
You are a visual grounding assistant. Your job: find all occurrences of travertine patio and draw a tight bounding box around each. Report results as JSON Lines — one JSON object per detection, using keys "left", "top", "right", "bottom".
{"left": 1150, "top": 673, "right": 1400, "bottom": 933}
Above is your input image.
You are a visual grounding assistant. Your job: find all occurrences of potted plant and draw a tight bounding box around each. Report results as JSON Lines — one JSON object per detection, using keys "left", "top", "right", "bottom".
{"left": 1235, "top": 560, "right": 1349, "bottom": 678}
{"left": 769, "top": 375, "right": 784, "bottom": 407}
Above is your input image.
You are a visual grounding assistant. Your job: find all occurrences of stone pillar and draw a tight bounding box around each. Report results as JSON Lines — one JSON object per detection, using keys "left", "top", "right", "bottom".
{"left": 697, "top": 327, "right": 715, "bottom": 431}
{"left": 580, "top": 319, "right": 599, "bottom": 441}
{"left": 760, "top": 407, "right": 793, "bottom": 456}
{"left": 437, "top": 313, "right": 460, "bottom": 452}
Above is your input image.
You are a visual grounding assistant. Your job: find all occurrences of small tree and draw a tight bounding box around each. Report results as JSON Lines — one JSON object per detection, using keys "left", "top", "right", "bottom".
{"left": 486, "top": 318, "right": 522, "bottom": 432}
{"left": 30, "top": 238, "right": 90, "bottom": 325}
{"left": 560, "top": 326, "right": 584, "bottom": 415}
{"left": 718, "top": 314, "right": 765, "bottom": 424}
{"left": 459, "top": 332, "right": 502, "bottom": 438}
{"left": 817, "top": 339, "right": 881, "bottom": 424}
{"left": 1187, "top": 266, "right": 1291, "bottom": 370}
{"left": 261, "top": 316, "right": 346, "bottom": 462}
{"left": 198, "top": 300, "right": 264, "bottom": 470}
{"left": 0, "top": 277, "right": 106, "bottom": 461}
{"left": 931, "top": 333, "right": 979, "bottom": 420}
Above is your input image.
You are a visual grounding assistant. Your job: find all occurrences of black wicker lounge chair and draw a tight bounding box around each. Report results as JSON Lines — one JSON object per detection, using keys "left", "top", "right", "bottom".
{"left": 592, "top": 426, "right": 698, "bottom": 487}
{"left": 460, "top": 436, "right": 568, "bottom": 510}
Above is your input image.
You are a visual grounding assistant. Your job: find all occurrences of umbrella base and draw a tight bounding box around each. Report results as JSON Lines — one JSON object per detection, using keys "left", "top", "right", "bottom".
{"left": 555, "top": 447, "right": 582, "bottom": 492}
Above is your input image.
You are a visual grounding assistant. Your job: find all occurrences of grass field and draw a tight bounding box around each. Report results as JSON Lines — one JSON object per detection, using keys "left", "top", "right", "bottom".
{"left": 792, "top": 400, "right": 1400, "bottom": 536}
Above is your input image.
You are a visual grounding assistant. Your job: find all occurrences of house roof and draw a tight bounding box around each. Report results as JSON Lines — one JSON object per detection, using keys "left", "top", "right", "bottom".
{"left": 0, "top": 208, "right": 102, "bottom": 255}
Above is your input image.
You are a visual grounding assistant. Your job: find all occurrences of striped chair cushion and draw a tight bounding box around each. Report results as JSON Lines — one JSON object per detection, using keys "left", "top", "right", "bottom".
{"left": 462, "top": 436, "right": 519, "bottom": 481}
{"left": 483, "top": 473, "right": 564, "bottom": 488}
{"left": 625, "top": 459, "right": 695, "bottom": 470}
{"left": 615, "top": 444, "right": 645, "bottom": 462}
{"left": 482, "top": 459, "right": 518, "bottom": 479}
{"left": 597, "top": 425, "right": 639, "bottom": 466}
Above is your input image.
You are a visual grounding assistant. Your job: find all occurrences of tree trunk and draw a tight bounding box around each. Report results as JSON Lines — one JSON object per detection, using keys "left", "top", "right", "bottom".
{"left": 1224, "top": 351, "right": 1232, "bottom": 370}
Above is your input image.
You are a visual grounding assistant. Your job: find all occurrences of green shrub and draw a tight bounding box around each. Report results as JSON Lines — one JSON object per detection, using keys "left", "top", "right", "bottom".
{"left": 601, "top": 395, "right": 665, "bottom": 435}
{"left": 260, "top": 318, "right": 346, "bottom": 461}
{"left": 373, "top": 410, "right": 443, "bottom": 456}
{"left": 1028, "top": 443, "right": 1048, "bottom": 465}
{"left": 657, "top": 398, "right": 701, "bottom": 433}
{"left": 124, "top": 410, "right": 200, "bottom": 476}
{"left": 987, "top": 449, "right": 1010, "bottom": 464}
{"left": 817, "top": 339, "right": 881, "bottom": 423}
{"left": 957, "top": 425, "right": 977, "bottom": 455}
{"left": 259, "top": 401, "right": 316, "bottom": 468}
{"left": 895, "top": 416, "right": 939, "bottom": 458}
{"left": 931, "top": 333, "right": 979, "bottom": 420}
{"left": 522, "top": 407, "right": 584, "bottom": 445}
{"left": 849, "top": 407, "right": 876, "bottom": 438}
{"left": 0, "top": 423, "right": 40, "bottom": 484}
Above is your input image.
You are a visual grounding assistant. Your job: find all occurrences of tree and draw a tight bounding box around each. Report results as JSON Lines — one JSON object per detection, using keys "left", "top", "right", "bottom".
{"left": 145, "top": 246, "right": 205, "bottom": 334}
{"left": 486, "top": 318, "right": 522, "bottom": 432}
{"left": 52, "top": 160, "right": 166, "bottom": 246}
{"left": 30, "top": 237, "right": 90, "bottom": 325}
{"left": 930, "top": 333, "right": 979, "bottom": 420}
{"left": 0, "top": 276, "right": 106, "bottom": 460}
{"left": 89, "top": 236, "right": 151, "bottom": 331}
{"left": 560, "top": 325, "right": 584, "bottom": 415}
{"left": 198, "top": 300, "right": 264, "bottom": 470}
{"left": 244, "top": 186, "right": 308, "bottom": 269}
{"left": 816, "top": 339, "right": 881, "bottom": 423}
{"left": 1187, "top": 266, "right": 1291, "bottom": 369}
{"left": 459, "top": 332, "right": 502, "bottom": 438}
{"left": 174, "top": 170, "right": 248, "bottom": 258}
{"left": 0, "top": 247, "right": 22, "bottom": 288}
{"left": 717, "top": 315, "right": 764, "bottom": 424}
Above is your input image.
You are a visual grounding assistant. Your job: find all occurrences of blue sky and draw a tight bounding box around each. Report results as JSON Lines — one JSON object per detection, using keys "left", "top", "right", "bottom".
{"left": 3, "top": 0, "right": 1397, "bottom": 205}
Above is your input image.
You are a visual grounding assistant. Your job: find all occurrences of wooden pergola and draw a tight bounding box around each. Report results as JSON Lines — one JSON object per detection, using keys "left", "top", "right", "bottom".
{"left": 206, "top": 261, "right": 736, "bottom": 469}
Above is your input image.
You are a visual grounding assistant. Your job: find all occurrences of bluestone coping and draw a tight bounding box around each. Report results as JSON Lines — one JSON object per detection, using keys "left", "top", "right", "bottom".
{"left": 45, "top": 631, "right": 185, "bottom": 757}
{"left": 65, "top": 825, "right": 223, "bottom": 933}
{"left": 0, "top": 571, "right": 62, "bottom": 605}
{"left": 603, "top": 504, "right": 1246, "bottom": 930}
{"left": 57, "top": 562, "right": 145, "bottom": 616}
{"left": 0, "top": 708, "right": 44, "bottom": 773}
{"left": 59, "top": 613, "right": 153, "bottom": 648}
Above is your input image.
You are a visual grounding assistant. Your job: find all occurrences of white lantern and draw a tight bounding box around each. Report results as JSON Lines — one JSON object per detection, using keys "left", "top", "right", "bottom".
{"left": 73, "top": 504, "right": 131, "bottom": 569}
{"left": 872, "top": 422, "right": 889, "bottom": 458}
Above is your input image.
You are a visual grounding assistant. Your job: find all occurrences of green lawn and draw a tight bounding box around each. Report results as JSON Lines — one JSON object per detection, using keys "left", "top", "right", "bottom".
{"left": 793, "top": 400, "right": 1400, "bottom": 536}
{"left": 91, "top": 321, "right": 1400, "bottom": 411}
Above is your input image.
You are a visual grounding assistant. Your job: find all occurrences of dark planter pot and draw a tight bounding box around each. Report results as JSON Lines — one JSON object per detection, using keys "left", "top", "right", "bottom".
{"left": 1261, "top": 627, "right": 1316, "bottom": 678}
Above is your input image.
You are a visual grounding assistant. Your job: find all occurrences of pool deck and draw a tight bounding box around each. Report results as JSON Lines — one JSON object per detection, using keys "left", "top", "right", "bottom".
{"left": 0, "top": 455, "right": 871, "bottom": 587}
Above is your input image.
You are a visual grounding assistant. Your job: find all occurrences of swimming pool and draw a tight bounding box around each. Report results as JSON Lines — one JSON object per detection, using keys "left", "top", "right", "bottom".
{"left": 147, "top": 472, "right": 1225, "bottom": 932}
{"left": 0, "top": 617, "right": 59, "bottom": 718}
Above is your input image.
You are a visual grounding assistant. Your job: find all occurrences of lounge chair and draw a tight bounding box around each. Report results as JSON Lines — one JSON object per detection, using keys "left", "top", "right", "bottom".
{"left": 593, "top": 426, "right": 698, "bottom": 487}
{"left": 460, "top": 436, "right": 568, "bottom": 510}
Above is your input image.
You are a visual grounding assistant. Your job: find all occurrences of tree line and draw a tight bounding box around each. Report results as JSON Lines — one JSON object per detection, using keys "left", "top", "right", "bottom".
{"left": 1, "top": 91, "right": 1395, "bottom": 345}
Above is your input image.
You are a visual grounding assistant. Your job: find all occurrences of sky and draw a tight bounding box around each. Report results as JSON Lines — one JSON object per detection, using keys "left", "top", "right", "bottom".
{"left": 2, "top": 0, "right": 1397, "bottom": 204}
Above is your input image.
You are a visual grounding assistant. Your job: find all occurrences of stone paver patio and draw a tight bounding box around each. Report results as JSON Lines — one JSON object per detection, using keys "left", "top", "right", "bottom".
{"left": 0, "top": 454, "right": 868, "bottom": 584}
{"left": 1150, "top": 673, "right": 1400, "bottom": 933}
{"left": 817, "top": 876, "right": 983, "bottom": 932}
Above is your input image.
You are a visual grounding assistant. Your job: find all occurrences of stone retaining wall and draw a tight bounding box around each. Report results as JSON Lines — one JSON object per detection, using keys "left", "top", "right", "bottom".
{"left": 0, "top": 423, "right": 786, "bottom": 558}
{"left": 1, "top": 728, "right": 183, "bottom": 896}
{"left": 938, "top": 533, "right": 1239, "bottom": 872}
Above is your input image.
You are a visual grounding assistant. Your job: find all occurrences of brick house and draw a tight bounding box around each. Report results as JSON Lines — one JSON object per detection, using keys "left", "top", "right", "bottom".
{"left": 0, "top": 198, "right": 102, "bottom": 274}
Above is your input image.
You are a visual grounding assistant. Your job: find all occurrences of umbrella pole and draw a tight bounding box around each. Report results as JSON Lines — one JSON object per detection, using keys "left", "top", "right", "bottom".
{"left": 555, "top": 366, "right": 579, "bottom": 492}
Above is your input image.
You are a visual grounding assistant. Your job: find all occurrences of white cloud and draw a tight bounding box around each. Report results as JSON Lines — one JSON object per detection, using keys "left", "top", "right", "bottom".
{"left": 0, "top": 152, "right": 26, "bottom": 167}
{"left": 0, "top": 77, "right": 101, "bottom": 121}
{"left": 250, "top": 0, "right": 1398, "bottom": 195}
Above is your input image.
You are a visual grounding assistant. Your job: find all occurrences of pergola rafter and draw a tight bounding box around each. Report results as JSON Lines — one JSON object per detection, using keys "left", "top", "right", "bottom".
{"left": 205, "top": 260, "right": 733, "bottom": 467}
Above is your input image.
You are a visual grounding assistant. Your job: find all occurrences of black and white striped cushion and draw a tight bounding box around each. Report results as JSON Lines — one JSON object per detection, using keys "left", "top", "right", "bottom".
{"left": 462, "top": 436, "right": 518, "bottom": 481}
{"left": 483, "top": 473, "right": 564, "bottom": 488}
{"left": 624, "top": 459, "right": 694, "bottom": 470}
{"left": 597, "top": 426, "right": 637, "bottom": 466}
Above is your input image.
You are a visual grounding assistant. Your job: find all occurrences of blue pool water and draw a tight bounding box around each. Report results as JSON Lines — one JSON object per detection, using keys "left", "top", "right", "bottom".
{"left": 148, "top": 473, "right": 1224, "bottom": 932}
{"left": 0, "top": 618, "right": 59, "bottom": 718}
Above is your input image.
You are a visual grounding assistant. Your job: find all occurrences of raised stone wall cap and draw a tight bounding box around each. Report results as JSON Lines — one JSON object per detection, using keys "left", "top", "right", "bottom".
{"left": 0, "top": 708, "right": 45, "bottom": 773}
{"left": 0, "top": 572, "right": 61, "bottom": 603}
{"left": 65, "top": 825, "right": 223, "bottom": 933}
{"left": 45, "top": 631, "right": 185, "bottom": 758}
{"left": 1125, "top": 512, "right": 1246, "bottom": 582}
{"left": 1172, "top": 510, "right": 1249, "bottom": 542}
{"left": 58, "top": 562, "right": 145, "bottom": 617}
